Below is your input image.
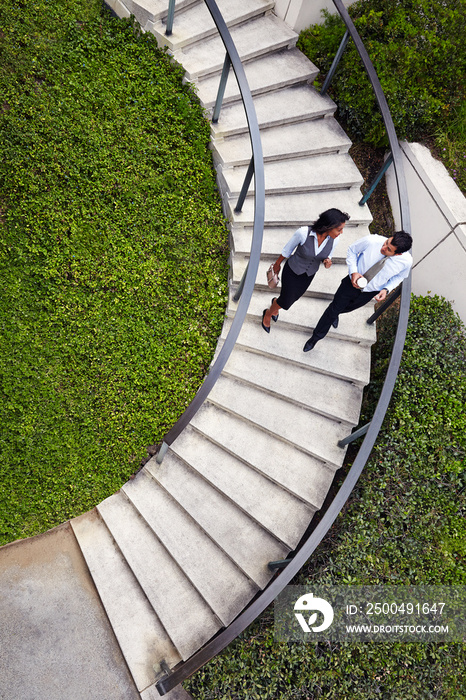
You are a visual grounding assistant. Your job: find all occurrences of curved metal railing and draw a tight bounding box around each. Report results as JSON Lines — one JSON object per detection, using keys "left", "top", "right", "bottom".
{"left": 156, "top": 0, "right": 412, "bottom": 694}
{"left": 155, "top": 0, "right": 265, "bottom": 464}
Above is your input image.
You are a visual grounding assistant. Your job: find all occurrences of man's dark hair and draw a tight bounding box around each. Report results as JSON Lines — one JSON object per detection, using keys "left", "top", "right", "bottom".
{"left": 392, "top": 230, "right": 412, "bottom": 254}
{"left": 313, "top": 208, "right": 350, "bottom": 234}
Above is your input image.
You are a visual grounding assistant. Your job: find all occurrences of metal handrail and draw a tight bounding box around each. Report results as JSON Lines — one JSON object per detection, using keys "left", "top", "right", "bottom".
{"left": 156, "top": 0, "right": 411, "bottom": 694}
{"left": 155, "top": 0, "right": 265, "bottom": 465}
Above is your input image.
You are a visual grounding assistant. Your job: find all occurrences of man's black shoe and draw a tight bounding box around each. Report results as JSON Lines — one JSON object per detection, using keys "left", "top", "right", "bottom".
{"left": 303, "top": 338, "right": 316, "bottom": 352}
{"left": 332, "top": 317, "right": 339, "bottom": 329}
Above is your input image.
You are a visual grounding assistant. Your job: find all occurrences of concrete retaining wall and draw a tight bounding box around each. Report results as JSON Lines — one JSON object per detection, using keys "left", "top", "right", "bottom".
{"left": 386, "top": 142, "right": 466, "bottom": 325}
{"left": 274, "top": 0, "right": 355, "bottom": 32}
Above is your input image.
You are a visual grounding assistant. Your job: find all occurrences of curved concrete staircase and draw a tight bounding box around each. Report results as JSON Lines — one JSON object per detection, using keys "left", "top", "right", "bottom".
{"left": 70, "top": 1, "right": 376, "bottom": 696}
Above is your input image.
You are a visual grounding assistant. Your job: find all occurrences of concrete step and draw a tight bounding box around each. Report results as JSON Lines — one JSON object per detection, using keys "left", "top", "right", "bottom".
{"left": 142, "top": 681, "right": 193, "bottom": 700}
{"left": 212, "top": 118, "right": 352, "bottom": 167}
{"left": 150, "top": 0, "right": 274, "bottom": 50}
{"left": 211, "top": 85, "right": 336, "bottom": 138}
{"left": 71, "top": 511, "right": 181, "bottom": 691}
{"left": 106, "top": 0, "right": 198, "bottom": 28}
{"left": 219, "top": 316, "right": 371, "bottom": 386}
{"left": 172, "top": 13, "right": 297, "bottom": 80}
{"left": 97, "top": 493, "right": 221, "bottom": 661}
{"left": 229, "top": 189, "right": 373, "bottom": 226}
{"left": 207, "top": 374, "right": 349, "bottom": 467}
{"left": 231, "top": 256, "right": 369, "bottom": 302}
{"left": 169, "top": 423, "right": 315, "bottom": 548}
{"left": 231, "top": 223, "right": 371, "bottom": 258}
{"left": 220, "top": 345, "right": 364, "bottom": 425}
{"left": 198, "top": 48, "right": 318, "bottom": 109}
{"left": 218, "top": 153, "right": 363, "bottom": 198}
{"left": 144, "top": 452, "right": 289, "bottom": 588}
{"left": 189, "top": 402, "right": 336, "bottom": 506}
{"left": 121, "top": 470, "right": 259, "bottom": 626}
{"left": 234, "top": 289, "right": 377, "bottom": 346}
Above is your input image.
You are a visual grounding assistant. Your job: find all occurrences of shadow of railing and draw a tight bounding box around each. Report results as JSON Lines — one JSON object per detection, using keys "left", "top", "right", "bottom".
{"left": 155, "top": 0, "right": 412, "bottom": 694}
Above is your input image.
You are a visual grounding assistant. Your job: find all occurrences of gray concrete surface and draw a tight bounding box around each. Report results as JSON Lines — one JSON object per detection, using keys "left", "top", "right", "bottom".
{"left": 0, "top": 523, "right": 140, "bottom": 700}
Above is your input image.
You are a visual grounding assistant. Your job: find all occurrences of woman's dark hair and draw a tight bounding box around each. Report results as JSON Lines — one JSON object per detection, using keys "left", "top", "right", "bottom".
{"left": 391, "top": 230, "right": 413, "bottom": 254}
{"left": 312, "top": 208, "right": 350, "bottom": 234}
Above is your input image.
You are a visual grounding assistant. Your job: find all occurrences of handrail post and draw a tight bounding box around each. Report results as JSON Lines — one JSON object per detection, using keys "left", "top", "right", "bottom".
{"left": 268, "top": 558, "right": 292, "bottom": 571}
{"left": 212, "top": 53, "right": 231, "bottom": 123}
{"left": 366, "top": 285, "right": 402, "bottom": 324}
{"left": 234, "top": 156, "right": 254, "bottom": 213}
{"left": 338, "top": 422, "right": 370, "bottom": 448}
{"left": 165, "top": 0, "right": 175, "bottom": 36}
{"left": 321, "top": 30, "right": 350, "bottom": 96}
{"left": 233, "top": 262, "right": 248, "bottom": 302}
{"left": 156, "top": 440, "right": 169, "bottom": 464}
{"left": 359, "top": 152, "right": 393, "bottom": 205}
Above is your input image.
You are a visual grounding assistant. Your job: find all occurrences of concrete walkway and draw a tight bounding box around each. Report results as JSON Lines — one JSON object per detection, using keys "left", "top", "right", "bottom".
{"left": 0, "top": 524, "right": 191, "bottom": 700}
{"left": 0, "top": 524, "right": 140, "bottom": 700}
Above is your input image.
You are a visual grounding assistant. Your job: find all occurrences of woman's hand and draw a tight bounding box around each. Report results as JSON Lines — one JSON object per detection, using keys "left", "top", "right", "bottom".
{"left": 323, "top": 258, "right": 332, "bottom": 269}
{"left": 273, "top": 255, "right": 285, "bottom": 275}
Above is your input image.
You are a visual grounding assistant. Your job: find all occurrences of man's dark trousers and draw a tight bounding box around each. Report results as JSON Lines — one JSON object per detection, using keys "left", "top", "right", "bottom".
{"left": 312, "top": 276, "right": 379, "bottom": 342}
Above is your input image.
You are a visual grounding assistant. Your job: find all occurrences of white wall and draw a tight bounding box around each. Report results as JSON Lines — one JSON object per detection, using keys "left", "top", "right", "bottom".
{"left": 386, "top": 142, "right": 466, "bottom": 325}
{"left": 274, "top": 0, "right": 356, "bottom": 32}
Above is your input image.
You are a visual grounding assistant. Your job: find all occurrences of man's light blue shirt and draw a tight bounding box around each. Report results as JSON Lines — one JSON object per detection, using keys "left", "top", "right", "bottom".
{"left": 346, "top": 234, "right": 412, "bottom": 293}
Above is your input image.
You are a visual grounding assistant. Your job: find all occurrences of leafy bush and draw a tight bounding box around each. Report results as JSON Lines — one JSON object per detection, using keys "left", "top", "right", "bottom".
{"left": 186, "top": 295, "right": 466, "bottom": 698}
{"left": 310, "top": 295, "right": 466, "bottom": 587}
{"left": 297, "top": 0, "right": 466, "bottom": 146}
{"left": 0, "top": 0, "right": 229, "bottom": 544}
{"left": 434, "top": 99, "right": 466, "bottom": 195}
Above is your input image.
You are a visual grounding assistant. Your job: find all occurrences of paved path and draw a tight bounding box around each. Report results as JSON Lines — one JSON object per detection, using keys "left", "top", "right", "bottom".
{"left": 0, "top": 523, "right": 141, "bottom": 700}
{"left": 0, "top": 524, "right": 193, "bottom": 699}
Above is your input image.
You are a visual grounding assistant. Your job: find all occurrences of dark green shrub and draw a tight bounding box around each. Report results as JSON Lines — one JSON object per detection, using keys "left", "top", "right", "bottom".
{"left": 434, "top": 99, "right": 466, "bottom": 195}
{"left": 187, "top": 295, "right": 466, "bottom": 698}
{"left": 0, "top": 0, "right": 229, "bottom": 544}
{"left": 297, "top": 0, "right": 466, "bottom": 146}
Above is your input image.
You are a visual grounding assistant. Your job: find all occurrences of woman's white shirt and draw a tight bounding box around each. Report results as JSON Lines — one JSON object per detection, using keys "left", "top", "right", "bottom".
{"left": 281, "top": 226, "right": 338, "bottom": 259}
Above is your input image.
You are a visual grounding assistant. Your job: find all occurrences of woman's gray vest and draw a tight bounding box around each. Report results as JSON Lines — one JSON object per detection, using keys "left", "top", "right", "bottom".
{"left": 287, "top": 227, "right": 333, "bottom": 277}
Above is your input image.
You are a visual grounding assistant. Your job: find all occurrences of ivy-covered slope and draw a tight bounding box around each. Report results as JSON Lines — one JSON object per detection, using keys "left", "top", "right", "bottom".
{"left": 0, "top": 0, "right": 229, "bottom": 544}
{"left": 187, "top": 295, "right": 466, "bottom": 699}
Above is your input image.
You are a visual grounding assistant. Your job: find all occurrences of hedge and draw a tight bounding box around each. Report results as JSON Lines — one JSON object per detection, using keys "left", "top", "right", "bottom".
{"left": 297, "top": 0, "right": 466, "bottom": 147}
{"left": 0, "top": 0, "right": 229, "bottom": 544}
{"left": 186, "top": 295, "right": 466, "bottom": 699}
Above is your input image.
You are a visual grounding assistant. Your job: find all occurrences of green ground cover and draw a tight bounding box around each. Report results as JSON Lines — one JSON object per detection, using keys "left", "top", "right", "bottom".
{"left": 0, "top": 0, "right": 229, "bottom": 544}
{"left": 434, "top": 100, "right": 466, "bottom": 195}
{"left": 187, "top": 296, "right": 466, "bottom": 699}
{"left": 297, "top": 0, "right": 466, "bottom": 194}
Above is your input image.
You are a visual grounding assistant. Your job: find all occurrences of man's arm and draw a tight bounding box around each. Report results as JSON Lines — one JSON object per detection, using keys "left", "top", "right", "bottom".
{"left": 374, "top": 256, "right": 412, "bottom": 301}
{"left": 346, "top": 235, "right": 372, "bottom": 288}
{"left": 374, "top": 288, "right": 388, "bottom": 302}
{"left": 382, "top": 257, "right": 412, "bottom": 293}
